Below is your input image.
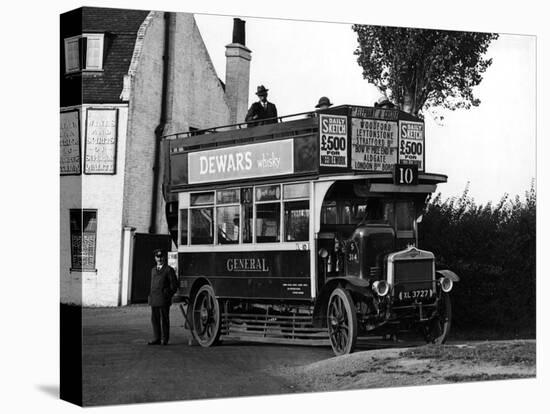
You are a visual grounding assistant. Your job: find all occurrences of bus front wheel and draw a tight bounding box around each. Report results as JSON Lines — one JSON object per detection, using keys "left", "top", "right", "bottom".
{"left": 327, "top": 287, "right": 357, "bottom": 355}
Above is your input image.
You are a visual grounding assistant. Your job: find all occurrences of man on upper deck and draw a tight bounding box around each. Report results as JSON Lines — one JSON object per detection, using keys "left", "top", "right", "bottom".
{"left": 374, "top": 95, "right": 396, "bottom": 109}
{"left": 245, "top": 85, "right": 278, "bottom": 126}
{"left": 308, "top": 96, "right": 334, "bottom": 117}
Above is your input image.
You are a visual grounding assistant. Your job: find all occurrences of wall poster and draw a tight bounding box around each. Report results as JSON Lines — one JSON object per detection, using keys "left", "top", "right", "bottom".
{"left": 60, "top": 109, "right": 81, "bottom": 175}
{"left": 85, "top": 108, "right": 118, "bottom": 174}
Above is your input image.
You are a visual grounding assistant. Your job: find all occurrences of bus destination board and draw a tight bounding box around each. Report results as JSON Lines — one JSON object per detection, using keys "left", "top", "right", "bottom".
{"left": 351, "top": 118, "right": 398, "bottom": 172}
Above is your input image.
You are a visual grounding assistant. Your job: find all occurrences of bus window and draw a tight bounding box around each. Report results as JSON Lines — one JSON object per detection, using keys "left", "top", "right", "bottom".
{"left": 255, "top": 185, "right": 281, "bottom": 243}
{"left": 321, "top": 201, "right": 337, "bottom": 224}
{"left": 395, "top": 201, "right": 415, "bottom": 237}
{"left": 284, "top": 200, "right": 309, "bottom": 241}
{"left": 242, "top": 203, "right": 253, "bottom": 243}
{"left": 283, "top": 182, "right": 309, "bottom": 199}
{"left": 256, "top": 203, "right": 280, "bottom": 243}
{"left": 217, "top": 205, "right": 240, "bottom": 244}
{"left": 179, "top": 209, "right": 188, "bottom": 245}
{"left": 190, "top": 192, "right": 214, "bottom": 206}
{"left": 343, "top": 202, "right": 367, "bottom": 224}
{"left": 241, "top": 187, "right": 253, "bottom": 243}
{"left": 216, "top": 189, "right": 240, "bottom": 244}
{"left": 190, "top": 208, "right": 213, "bottom": 244}
{"left": 190, "top": 192, "right": 214, "bottom": 244}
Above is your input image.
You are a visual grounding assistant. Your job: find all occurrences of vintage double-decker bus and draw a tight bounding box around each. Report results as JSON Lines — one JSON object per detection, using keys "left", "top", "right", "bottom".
{"left": 162, "top": 104, "right": 458, "bottom": 355}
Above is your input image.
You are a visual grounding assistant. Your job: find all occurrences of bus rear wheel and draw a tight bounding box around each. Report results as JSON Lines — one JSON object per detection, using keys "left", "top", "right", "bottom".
{"left": 327, "top": 288, "right": 357, "bottom": 355}
{"left": 191, "top": 284, "right": 221, "bottom": 347}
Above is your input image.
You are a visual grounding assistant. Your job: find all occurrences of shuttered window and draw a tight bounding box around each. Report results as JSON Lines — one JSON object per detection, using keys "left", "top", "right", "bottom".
{"left": 64, "top": 37, "right": 80, "bottom": 73}
{"left": 64, "top": 34, "right": 104, "bottom": 74}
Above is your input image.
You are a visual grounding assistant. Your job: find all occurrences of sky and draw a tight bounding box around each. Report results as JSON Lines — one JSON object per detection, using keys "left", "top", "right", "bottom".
{"left": 194, "top": 14, "right": 536, "bottom": 205}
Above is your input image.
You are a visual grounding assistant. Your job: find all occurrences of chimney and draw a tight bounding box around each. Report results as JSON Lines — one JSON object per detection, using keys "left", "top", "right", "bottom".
{"left": 225, "top": 18, "right": 251, "bottom": 125}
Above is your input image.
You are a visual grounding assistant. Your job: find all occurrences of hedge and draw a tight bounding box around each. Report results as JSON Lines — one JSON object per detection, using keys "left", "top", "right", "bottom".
{"left": 418, "top": 183, "right": 536, "bottom": 337}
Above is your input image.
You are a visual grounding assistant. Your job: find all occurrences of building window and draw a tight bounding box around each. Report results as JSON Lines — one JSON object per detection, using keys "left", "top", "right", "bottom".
{"left": 64, "top": 34, "right": 104, "bottom": 74}
{"left": 70, "top": 209, "right": 97, "bottom": 271}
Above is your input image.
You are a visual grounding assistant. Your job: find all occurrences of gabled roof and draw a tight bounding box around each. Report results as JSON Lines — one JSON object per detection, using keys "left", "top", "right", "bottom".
{"left": 82, "top": 7, "right": 150, "bottom": 33}
{"left": 60, "top": 7, "right": 150, "bottom": 106}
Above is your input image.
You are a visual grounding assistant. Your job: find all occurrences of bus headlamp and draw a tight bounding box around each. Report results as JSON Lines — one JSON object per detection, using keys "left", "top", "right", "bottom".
{"left": 372, "top": 280, "right": 390, "bottom": 297}
{"left": 439, "top": 277, "right": 453, "bottom": 293}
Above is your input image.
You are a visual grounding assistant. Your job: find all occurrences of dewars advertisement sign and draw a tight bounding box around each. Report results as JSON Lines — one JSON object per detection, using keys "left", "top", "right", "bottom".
{"left": 351, "top": 118, "right": 398, "bottom": 172}
{"left": 319, "top": 114, "right": 348, "bottom": 167}
{"left": 188, "top": 139, "right": 294, "bottom": 184}
{"left": 398, "top": 120, "right": 425, "bottom": 171}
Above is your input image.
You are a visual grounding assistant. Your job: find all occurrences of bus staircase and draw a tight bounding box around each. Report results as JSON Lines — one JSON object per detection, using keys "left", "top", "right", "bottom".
{"left": 220, "top": 307, "right": 330, "bottom": 346}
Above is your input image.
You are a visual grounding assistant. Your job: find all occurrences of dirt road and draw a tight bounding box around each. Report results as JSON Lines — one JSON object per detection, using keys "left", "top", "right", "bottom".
{"left": 81, "top": 305, "right": 535, "bottom": 406}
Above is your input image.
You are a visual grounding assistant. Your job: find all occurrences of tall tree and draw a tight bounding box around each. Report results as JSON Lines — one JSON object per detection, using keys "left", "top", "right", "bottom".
{"left": 352, "top": 25, "right": 498, "bottom": 117}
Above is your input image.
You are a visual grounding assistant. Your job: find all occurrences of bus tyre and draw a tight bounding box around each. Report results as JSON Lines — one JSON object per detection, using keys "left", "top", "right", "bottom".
{"left": 327, "top": 287, "right": 357, "bottom": 356}
{"left": 191, "top": 284, "right": 221, "bottom": 347}
{"left": 425, "top": 292, "right": 452, "bottom": 345}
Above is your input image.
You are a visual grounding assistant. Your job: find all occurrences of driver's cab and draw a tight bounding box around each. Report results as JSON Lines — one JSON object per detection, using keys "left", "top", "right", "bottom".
{"left": 317, "top": 180, "right": 427, "bottom": 285}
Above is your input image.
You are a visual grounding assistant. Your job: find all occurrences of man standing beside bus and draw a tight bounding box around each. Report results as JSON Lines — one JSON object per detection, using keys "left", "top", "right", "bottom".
{"left": 148, "top": 249, "right": 178, "bottom": 346}
{"left": 245, "top": 85, "right": 278, "bottom": 126}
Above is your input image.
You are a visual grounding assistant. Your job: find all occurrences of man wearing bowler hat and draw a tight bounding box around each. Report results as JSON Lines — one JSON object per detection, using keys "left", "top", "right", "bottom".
{"left": 148, "top": 248, "right": 178, "bottom": 346}
{"left": 308, "top": 96, "right": 333, "bottom": 117}
{"left": 315, "top": 96, "right": 333, "bottom": 110}
{"left": 245, "top": 85, "right": 278, "bottom": 126}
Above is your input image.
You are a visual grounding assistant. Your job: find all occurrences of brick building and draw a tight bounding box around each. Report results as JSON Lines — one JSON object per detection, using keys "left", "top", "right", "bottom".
{"left": 60, "top": 7, "right": 251, "bottom": 306}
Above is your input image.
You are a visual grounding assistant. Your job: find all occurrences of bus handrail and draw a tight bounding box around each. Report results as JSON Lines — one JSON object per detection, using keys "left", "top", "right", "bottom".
{"left": 162, "top": 109, "right": 322, "bottom": 140}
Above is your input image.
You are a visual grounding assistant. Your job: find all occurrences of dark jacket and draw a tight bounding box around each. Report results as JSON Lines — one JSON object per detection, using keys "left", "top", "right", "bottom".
{"left": 148, "top": 264, "right": 178, "bottom": 307}
{"left": 245, "top": 101, "right": 278, "bottom": 126}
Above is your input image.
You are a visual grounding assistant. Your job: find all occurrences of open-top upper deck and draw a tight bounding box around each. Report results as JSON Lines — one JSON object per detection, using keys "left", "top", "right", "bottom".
{"left": 163, "top": 105, "right": 446, "bottom": 193}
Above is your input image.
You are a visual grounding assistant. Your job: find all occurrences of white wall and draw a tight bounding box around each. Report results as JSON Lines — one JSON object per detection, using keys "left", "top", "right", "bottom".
{"left": 60, "top": 104, "right": 128, "bottom": 306}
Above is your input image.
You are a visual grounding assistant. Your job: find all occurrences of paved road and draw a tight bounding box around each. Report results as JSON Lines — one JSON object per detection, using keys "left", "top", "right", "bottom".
{"left": 81, "top": 305, "right": 534, "bottom": 406}
{"left": 82, "top": 304, "right": 338, "bottom": 406}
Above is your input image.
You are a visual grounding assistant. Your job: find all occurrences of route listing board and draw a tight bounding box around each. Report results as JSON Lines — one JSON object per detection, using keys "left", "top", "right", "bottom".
{"left": 351, "top": 117, "right": 398, "bottom": 172}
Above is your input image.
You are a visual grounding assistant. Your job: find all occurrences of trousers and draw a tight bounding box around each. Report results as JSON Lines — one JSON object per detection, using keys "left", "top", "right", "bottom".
{"left": 151, "top": 305, "right": 171, "bottom": 342}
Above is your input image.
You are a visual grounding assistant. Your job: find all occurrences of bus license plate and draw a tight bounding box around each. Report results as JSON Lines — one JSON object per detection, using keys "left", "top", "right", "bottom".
{"left": 398, "top": 289, "right": 432, "bottom": 301}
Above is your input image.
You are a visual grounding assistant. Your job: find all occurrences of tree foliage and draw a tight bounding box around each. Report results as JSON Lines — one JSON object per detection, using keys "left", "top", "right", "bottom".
{"left": 352, "top": 25, "right": 498, "bottom": 117}
{"left": 419, "top": 183, "right": 536, "bottom": 337}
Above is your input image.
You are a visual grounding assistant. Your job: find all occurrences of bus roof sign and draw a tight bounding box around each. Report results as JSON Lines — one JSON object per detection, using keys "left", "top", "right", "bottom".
{"left": 188, "top": 139, "right": 294, "bottom": 184}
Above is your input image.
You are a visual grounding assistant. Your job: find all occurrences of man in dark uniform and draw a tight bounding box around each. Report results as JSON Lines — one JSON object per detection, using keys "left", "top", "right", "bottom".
{"left": 147, "top": 249, "right": 178, "bottom": 346}
{"left": 245, "top": 85, "right": 278, "bottom": 126}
